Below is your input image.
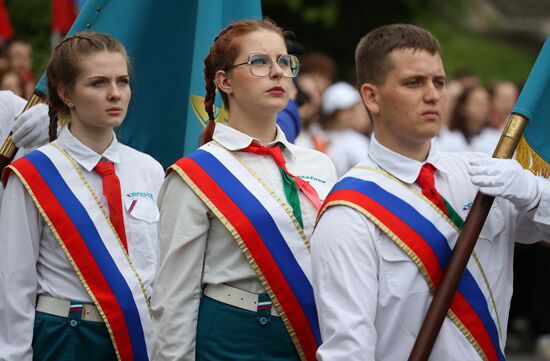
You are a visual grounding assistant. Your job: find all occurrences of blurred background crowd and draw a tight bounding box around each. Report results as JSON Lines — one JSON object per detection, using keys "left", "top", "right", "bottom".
{"left": 0, "top": 37, "right": 34, "bottom": 100}
{"left": 2, "top": 0, "right": 550, "bottom": 360}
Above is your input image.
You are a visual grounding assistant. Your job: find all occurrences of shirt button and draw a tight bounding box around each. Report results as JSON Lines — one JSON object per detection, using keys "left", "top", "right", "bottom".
{"left": 259, "top": 317, "right": 268, "bottom": 325}
{"left": 69, "top": 319, "right": 78, "bottom": 327}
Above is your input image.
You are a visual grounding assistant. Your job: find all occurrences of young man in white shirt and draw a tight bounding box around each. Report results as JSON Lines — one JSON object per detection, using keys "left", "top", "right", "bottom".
{"left": 311, "top": 23, "right": 550, "bottom": 361}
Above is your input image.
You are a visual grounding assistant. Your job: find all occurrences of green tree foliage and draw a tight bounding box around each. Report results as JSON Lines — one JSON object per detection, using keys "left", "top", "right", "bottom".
{"left": 263, "top": 0, "right": 466, "bottom": 81}
{"left": 417, "top": 15, "right": 537, "bottom": 85}
{"left": 264, "top": 0, "right": 537, "bottom": 85}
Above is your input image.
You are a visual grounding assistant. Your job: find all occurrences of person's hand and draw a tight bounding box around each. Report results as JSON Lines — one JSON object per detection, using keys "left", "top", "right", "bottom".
{"left": 468, "top": 157, "right": 540, "bottom": 209}
{"left": 11, "top": 103, "right": 50, "bottom": 148}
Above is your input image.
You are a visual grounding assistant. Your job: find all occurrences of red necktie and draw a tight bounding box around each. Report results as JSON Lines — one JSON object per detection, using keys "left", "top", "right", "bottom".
{"left": 241, "top": 141, "right": 322, "bottom": 211}
{"left": 94, "top": 161, "right": 128, "bottom": 252}
{"left": 416, "top": 163, "right": 448, "bottom": 216}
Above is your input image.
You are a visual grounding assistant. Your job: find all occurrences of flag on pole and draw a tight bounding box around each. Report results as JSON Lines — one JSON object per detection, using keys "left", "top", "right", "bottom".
{"left": 0, "top": 0, "right": 14, "bottom": 42}
{"left": 37, "top": 0, "right": 262, "bottom": 168}
{"left": 514, "top": 34, "right": 550, "bottom": 177}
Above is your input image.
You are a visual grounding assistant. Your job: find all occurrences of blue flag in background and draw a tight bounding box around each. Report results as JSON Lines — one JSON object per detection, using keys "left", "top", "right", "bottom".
{"left": 37, "top": 0, "right": 262, "bottom": 168}
{"left": 514, "top": 34, "right": 550, "bottom": 177}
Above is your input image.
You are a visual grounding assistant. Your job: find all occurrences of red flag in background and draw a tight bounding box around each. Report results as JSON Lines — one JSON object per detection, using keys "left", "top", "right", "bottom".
{"left": 52, "top": 0, "right": 77, "bottom": 34}
{"left": 0, "top": 0, "right": 14, "bottom": 42}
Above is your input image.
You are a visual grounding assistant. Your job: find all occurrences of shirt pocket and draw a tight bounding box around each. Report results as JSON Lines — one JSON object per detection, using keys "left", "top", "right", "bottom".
{"left": 123, "top": 197, "right": 159, "bottom": 274}
{"left": 380, "top": 240, "right": 430, "bottom": 299}
{"left": 125, "top": 197, "right": 159, "bottom": 224}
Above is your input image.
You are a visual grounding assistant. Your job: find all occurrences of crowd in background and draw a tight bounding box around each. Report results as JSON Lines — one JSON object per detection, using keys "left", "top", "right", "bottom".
{"left": 0, "top": 37, "right": 35, "bottom": 100}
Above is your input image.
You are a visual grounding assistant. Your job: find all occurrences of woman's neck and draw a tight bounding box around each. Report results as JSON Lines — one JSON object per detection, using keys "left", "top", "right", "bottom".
{"left": 69, "top": 121, "right": 114, "bottom": 155}
{"left": 227, "top": 106, "right": 278, "bottom": 145}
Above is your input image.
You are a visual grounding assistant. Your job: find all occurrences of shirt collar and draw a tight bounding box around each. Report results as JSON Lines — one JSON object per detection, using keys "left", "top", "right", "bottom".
{"left": 367, "top": 134, "right": 449, "bottom": 184}
{"left": 212, "top": 123, "right": 296, "bottom": 160}
{"left": 56, "top": 126, "right": 121, "bottom": 172}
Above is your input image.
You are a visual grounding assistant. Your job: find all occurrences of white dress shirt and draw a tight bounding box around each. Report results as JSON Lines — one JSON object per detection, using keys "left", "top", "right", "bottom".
{"left": 312, "top": 135, "right": 550, "bottom": 361}
{"left": 151, "top": 124, "right": 337, "bottom": 361}
{"left": 0, "top": 127, "right": 164, "bottom": 361}
{"left": 0, "top": 90, "right": 26, "bottom": 204}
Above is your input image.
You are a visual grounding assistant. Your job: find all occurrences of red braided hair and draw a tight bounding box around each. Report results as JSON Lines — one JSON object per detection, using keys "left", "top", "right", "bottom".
{"left": 199, "top": 18, "right": 287, "bottom": 145}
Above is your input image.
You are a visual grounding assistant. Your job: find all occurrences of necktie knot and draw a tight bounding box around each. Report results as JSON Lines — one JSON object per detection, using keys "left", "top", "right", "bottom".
{"left": 416, "top": 163, "right": 437, "bottom": 189}
{"left": 239, "top": 140, "right": 322, "bottom": 220}
{"left": 95, "top": 161, "right": 116, "bottom": 176}
{"left": 242, "top": 141, "right": 286, "bottom": 169}
{"left": 416, "top": 162, "right": 448, "bottom": 216}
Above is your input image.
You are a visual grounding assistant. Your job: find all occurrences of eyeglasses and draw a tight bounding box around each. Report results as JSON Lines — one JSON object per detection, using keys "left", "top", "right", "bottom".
{"left": 226, "top": 53, "right": 300, "bottom": 78}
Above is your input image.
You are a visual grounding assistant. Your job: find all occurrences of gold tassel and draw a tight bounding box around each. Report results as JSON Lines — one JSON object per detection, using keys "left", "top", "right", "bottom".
{"left": 515, "top": 136, "right": 550, "bottom": 178}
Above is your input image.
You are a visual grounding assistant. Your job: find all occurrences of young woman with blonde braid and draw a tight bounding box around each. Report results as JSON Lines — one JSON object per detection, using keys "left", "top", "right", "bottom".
{"left": 0, "top": 32, "right": 163, "bottom": 360}
{"left": 151, "top": 19, "right": 336, "bottom": 361}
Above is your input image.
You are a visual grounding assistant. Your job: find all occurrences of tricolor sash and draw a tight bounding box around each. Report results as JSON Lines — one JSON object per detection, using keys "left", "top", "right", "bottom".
{"left": 5, "top": 144, "right": 151, "bottom": 361}
{"left": 319, "top": 166, "right": 505, "bottom": 361}
{"left": 167, "top": 142, "right": 320, "bottom": 361}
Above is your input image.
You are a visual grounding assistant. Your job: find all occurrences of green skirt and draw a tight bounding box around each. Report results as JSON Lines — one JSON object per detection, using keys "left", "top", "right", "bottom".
{"left": 32, "top": 311, "right": 117, "bottom": 361}
{"left": 196, "top": 295, "right": 300, "bottom": 361}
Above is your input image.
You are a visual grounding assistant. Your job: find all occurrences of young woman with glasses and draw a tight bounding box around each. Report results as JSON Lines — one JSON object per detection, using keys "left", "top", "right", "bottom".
{"left": 151, "top": 18, "right": 336, "bottom": 360}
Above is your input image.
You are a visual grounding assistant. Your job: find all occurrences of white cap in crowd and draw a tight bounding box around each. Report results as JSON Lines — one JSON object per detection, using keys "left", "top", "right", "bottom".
{"left": 321, "top": 81, "right": 361, "bottom": 115}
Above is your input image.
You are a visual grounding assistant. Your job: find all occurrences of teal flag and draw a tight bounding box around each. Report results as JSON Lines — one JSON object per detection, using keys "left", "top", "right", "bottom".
{"left": 36, "top": 0, "right": 262, "bottom": 168}
{"left": 513, "top": 34, "right": 550, "bottom": 177}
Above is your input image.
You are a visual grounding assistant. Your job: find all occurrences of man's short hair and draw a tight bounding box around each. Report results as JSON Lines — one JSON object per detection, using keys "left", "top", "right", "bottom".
{"left": 355, "top": 24, "right": 441, "bottom": 86}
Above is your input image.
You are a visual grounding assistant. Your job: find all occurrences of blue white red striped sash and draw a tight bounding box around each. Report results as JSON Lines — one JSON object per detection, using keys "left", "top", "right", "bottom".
{"left": 6, "top": 144, "right": 151, "bottom": 361}
{"left": 167, "top": 142, "right": 320, "bottom": 361}
{"left": 320, "top": 167, "right": 505, "bottom": 361}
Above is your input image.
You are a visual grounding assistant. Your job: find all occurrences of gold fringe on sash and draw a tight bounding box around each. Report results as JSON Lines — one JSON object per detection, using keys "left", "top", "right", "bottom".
{"left": 516, "top": 136, "right": 550, "bottom": 177}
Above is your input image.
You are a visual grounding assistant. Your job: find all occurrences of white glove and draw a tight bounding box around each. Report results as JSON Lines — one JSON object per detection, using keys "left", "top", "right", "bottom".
{"left": 11, "top": 103, "right": 50, "bottom": 148}
{"left": 468, "top": 157, "right": 540, "bottom": 210}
